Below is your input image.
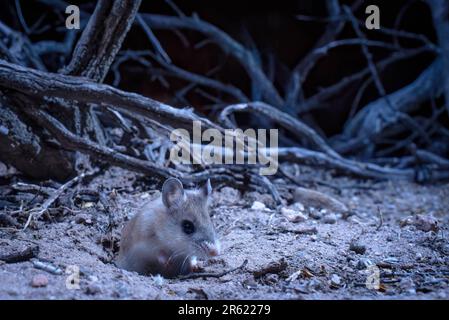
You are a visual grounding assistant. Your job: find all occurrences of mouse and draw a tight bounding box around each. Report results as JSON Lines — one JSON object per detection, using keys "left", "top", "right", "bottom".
{"left": 116, "top": 177, "right": 221, "bottom": 278}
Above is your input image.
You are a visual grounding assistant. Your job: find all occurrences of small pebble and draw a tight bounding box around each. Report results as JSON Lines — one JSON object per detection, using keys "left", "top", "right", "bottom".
{"left": 308, "top": 208, "right": 322, "bottom": 220}
{"left": 356, "top": 258, "right": 373, "bottom": 270}
{"left": 242, "top": 279, "right": 258, "bottom": 289}
{"left": 290, "top": 202, "right": 305, "bottom": 211}
{"left": 349, "top": 242, "right": 366, "bottom": 255}
{"left": 88, "top": 275, "right": 99, "bottom": 282}
{"left": 251, "top": 201, "right": 266, "bottom": 211}
{"left": 85, "top": 283, "right": 102, "bottom": 295}
{"left": 281, "top": 207, "right": 307, "bottom": 223}
{"left": 31, "top": 274, "right": 48, "bottom": 288}
{"left": 75, "top": 214, "right": 93, "bottom": 225}
{"left": 330, "top": 274, "right": 341, "bottom": 286}
{"left": 265, "top": 274, "right": 279, "bottom": 283}
{"left": 322, "top": 213, "right": 337, "bottom": 224}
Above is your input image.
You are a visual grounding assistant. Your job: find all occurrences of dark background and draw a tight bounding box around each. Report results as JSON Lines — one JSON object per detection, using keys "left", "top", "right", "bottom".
{"left": 0, "top": 0, "right": 443, "bottom": 141}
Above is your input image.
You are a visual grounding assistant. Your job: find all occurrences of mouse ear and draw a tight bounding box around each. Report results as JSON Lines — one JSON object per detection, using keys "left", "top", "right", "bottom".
{"left": 162, "top": 178, "right": 185, "bottom": 208}
{"left": 200, "top": 179, "right": 212, "bottom": 197}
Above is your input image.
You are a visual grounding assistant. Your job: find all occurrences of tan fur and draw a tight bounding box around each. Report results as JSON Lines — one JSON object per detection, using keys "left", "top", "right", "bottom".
{"left": 117, "top": 180, "right": 219, "bottom": 278}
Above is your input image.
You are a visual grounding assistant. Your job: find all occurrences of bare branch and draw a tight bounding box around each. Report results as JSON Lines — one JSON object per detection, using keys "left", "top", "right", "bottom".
{"left": 141, "top": 13, "right": 283, "bottom": 107}
{"left": 62, "top": 0, "right": 142, "bottom": 82}
{"left": 339, "top": 58, "right": 443, "bottom": 154}
{"left": 427, "top": 0, "right": 449, "bottom": 117}
{"left": 219, "top": 102, "right": 339, "bottom": 157}
{"left": 0, "top": 59, "right": 220, "bottom": 132}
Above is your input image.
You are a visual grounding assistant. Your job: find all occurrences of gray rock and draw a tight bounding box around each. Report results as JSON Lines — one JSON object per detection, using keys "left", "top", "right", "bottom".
{"left": 330, "top": 274, "right": 341, "bottom": 286}
{"left": 349, "top": 242, "right": 366, "bottom": 255}
{"left": 31, "top": 274, "right": 48, "bottom": 288}
{"left": 322, "top": 213, "right": 337, "bottom": 224}
{"left": 85, "top": 283, "right": 102, "bottom": 295}
{"left": 356, "top": 258, "right": 373, "bottom": 270}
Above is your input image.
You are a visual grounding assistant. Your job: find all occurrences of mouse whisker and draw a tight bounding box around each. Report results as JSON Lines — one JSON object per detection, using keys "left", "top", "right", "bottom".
{"left": 180, "top": 253, "right": 193, "bottom": 274}
{"left": 165, "top": 248, "right": 187, "bottom": 267}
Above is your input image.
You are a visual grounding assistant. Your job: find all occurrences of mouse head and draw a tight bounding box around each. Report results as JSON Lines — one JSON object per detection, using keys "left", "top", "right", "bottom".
{"left": 160, "top": 177, "right": 220, "bottom": 259}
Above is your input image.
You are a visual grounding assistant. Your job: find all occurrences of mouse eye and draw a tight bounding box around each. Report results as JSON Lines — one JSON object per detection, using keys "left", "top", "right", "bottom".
{"left": 181, "top": 220, "right": 195, "bottom": 235}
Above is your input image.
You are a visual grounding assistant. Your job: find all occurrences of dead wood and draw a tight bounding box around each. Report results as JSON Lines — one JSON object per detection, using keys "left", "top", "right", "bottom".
{"left": 427, "top": 0, "right": 449, "bottom": 117}
{"left": 253, "top": 258, "right": 288, "bottom": 278}
{"left": 0, "top": 99, "right": 75, "bottom": 180}
{"left": 62, "top": 0, "right": 142, "bottom": 82}
{"left": 0, "top": 60, "right": 219, "bottom": 132}
{"left": 179, "top": 259, "right": 248, "bottom": 280}
{"left": 0, "top": 245, "right": 39, "bottom": 263}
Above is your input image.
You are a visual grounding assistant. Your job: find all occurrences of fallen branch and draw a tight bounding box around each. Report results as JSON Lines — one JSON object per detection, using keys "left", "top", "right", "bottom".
{"left": 253, "top": 258, "right": 288, "bottom": 278}
{"left": 219, "top": 102, "right": 339, "bottom": 158}
{"left": 179, "top": 259, "right": 248, "bottom": 280}
{"left": 23, "top": 169, "right": 95, "bottom": 230}
{"left": 0, "top": 245, "right": 39, "bottom": 263}
{"left": 0, "top": 59, "right": 220, "bottom": 134}
{"left": 340, "top": 58, "right": 443, "bottom": 154}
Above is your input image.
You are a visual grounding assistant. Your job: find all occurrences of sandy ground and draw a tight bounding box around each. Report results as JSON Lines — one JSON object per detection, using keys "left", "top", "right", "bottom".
{"left": 1, "top": 167, "right": 448, "bottom": 300}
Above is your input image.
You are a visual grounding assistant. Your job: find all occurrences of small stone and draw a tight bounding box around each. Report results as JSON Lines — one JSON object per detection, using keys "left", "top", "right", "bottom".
{"left": 85, "top": 283, "right": 102, "bottom": 295}
{"left": 112, "top": 284, "right": 130, "bottom": 298}
{"left": 265, "top": 274, "right": 279, "bottom": 283}
{"left": 281, "top": 207, "right": 307, "bottom": 223}
{"left": 413, "top": 214, "right": 439, "bottom": 232}
{"left": 310, "top": 235, "right": 317, "bottom": 242}
{"left": 349, "top": 242, "right": 366, "bottom": 255}
{"left": 308, "top": 209, "right": 322, "bottom": 220}
{"left": 75, "top": 213, "right": 93, "bottom": 225}
{"left": 31, "top": 274, "right": 48, "bottom": 288}
{"left": 290, "top": 202, "right": 305, "bottom": 211}
{"left": 251, "top": 201, "right": 266, "bottom": 211}
{"left": 330, "top": 274, "right": 341, "bottom": 286}
{"left": 322, "top": 213, "right": 337, "bottom": 224}
{"left": 88, "top": 275, "right": 99, "bottom": 282}
{"left": 242, "top": 279, "right": 258, "bottom": 289}
{"left": 81, "top": 202, "right": 95, "bottom": 209}
{"left": 356, "top": 258, "right": 373, "bottom": 270}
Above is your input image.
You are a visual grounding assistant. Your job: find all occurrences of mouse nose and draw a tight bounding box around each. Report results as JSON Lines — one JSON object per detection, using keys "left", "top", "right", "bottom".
{"left": 204, "top": 240, "right": 221, "bottom": 256}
